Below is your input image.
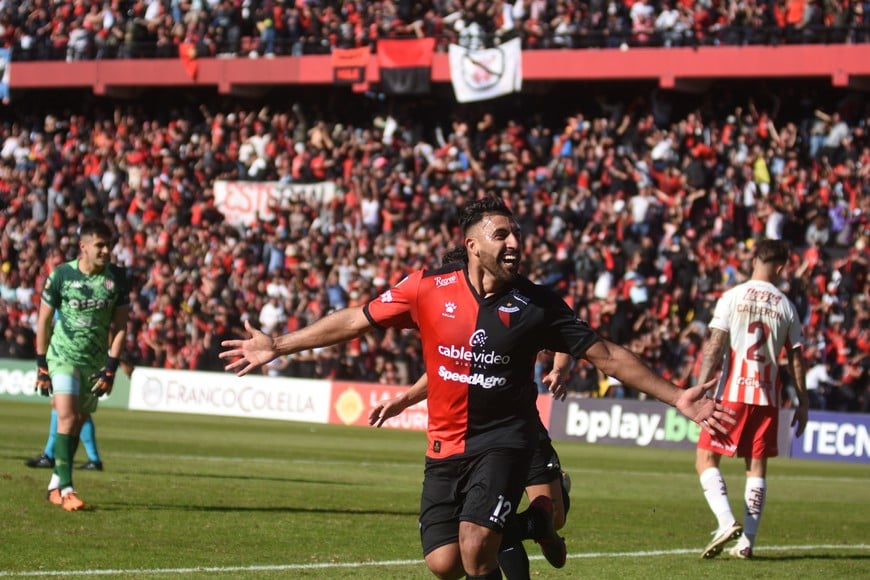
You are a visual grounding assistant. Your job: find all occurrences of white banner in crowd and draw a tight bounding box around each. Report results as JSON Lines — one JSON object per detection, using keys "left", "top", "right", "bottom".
{"left": 129, "top": 367, "right": 332, "bottom": 424}
{"left": 448, "top": 37, "right": 522, "bottom": 103}
{"left": 213, "top": 180, "right": 336, "bottom": 227}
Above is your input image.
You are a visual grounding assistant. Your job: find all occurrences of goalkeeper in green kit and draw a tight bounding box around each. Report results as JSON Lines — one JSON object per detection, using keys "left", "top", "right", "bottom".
{"left": 35, "top": 218, "right": 129, "bottom": 511}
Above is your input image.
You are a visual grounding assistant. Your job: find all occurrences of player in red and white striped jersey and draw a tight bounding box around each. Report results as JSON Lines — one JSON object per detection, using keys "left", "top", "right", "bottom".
{"left": 695, "top": 238, "right": 809, "bottom": 560}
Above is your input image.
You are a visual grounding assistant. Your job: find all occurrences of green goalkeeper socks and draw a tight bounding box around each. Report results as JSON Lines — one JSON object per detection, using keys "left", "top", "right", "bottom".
{"left": 54, "top": 434, "right": 74, "bottom": 490}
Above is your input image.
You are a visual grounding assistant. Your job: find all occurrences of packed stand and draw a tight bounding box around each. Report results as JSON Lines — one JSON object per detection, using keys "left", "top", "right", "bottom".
{"left": 1, "top": 0, "right": 867, "bottom": 61}
{"left": 0, "top": 84, "right": 867, "bottom": 412}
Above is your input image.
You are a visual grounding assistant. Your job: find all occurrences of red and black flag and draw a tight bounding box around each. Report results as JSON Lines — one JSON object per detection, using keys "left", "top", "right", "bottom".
{"left": 376, "top": 38, "right": 435, "bottom": 95}
{"left": 332, "top": 46, "right": 370, "bottom": 85}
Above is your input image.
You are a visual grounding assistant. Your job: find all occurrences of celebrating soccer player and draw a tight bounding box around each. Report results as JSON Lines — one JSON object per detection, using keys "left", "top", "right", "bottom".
{"left": 222, "top": 196, "right": 734, "bottom": 579}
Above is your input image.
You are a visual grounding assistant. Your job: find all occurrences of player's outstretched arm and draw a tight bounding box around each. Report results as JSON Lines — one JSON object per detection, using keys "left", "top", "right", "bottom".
{"left": 220, "top": 307, "right": 373, "bottom": 376}
{"left": 369, "top": 374, "right": 429, "bottom": 428}
{"left": 674, "top": 378, "right": 735, "bottom": 434}
{"left": 581, "top": 339, "right": 736, "bottom": 435}
{"left": 220, "top": 320, "right": 276, "bottom": 376}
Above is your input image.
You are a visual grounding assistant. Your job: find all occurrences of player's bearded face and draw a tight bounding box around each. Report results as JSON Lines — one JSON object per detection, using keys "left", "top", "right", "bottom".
{"left": 472, "top": 215, "right": 522, "bottom": 281}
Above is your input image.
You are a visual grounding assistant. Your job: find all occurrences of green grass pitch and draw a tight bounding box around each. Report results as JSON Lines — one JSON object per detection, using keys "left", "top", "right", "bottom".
{"left": 1, "top": 401, "right": 868, "bottom": 579}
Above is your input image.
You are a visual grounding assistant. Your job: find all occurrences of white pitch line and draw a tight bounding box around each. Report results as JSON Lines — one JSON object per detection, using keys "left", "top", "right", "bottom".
{"left": 1, "top": 545, "right": 868, "bottom": 577}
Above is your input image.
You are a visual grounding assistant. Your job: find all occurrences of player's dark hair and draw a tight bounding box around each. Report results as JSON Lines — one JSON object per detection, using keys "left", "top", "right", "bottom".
{"left": 754, "top": 239, "right": 790, "bottom": 264}
{"left": 442, "top": 246, "right": 468, "bottom": 265}
{"left": 78, "top": 218, "right": 115, "bottom": 242}
{"left": 459, "top": 196, "right": 513, "bottom": 234}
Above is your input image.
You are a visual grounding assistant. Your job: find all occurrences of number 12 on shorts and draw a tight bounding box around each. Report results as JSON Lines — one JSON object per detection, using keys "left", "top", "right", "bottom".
{"left": 490, "top": 495, "right": 513, "bottom": 526}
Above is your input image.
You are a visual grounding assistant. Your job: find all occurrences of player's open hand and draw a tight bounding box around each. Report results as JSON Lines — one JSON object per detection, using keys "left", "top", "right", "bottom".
{"left": 368, "top": 396, "right": 408, "bottom": 428}
{"left": 541, "top": 368, "right": 568, "bottom": 401}
{"left": 219, "top": 320, "right": 276, "bottom": 376}
{"left": 676, "top": 376, "right": 737, "bottom": 436}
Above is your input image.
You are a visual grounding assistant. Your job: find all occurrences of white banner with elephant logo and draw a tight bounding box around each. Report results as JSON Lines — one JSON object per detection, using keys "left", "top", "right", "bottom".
{"left": 449, "top": 37, "right": 522, "bottom": 103}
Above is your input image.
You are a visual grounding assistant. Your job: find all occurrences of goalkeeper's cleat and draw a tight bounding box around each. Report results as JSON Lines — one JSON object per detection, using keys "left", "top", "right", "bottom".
{"left": 701, "top": 521, "right": 743, "bottom": 559}
{"left": 61, "top": 491, "right": 85, "bottom": 512}
{"left": 79, "top": 460, "right": 103, "bottom": 471}
{"left": 26, "top": 453, "right": 55, "bottom": 468}
{"left": 47, "top": 489, "right": 62, "bottom": 506}
{"left": 728, "top": 545, "right": 753, "bottom": 559}
{"left": 528, "top": 495, "right": 567, "bottom": 568}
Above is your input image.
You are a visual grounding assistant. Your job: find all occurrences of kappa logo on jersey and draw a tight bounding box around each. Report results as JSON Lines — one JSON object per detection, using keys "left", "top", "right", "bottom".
{"left": 70, "top": 281, "right": 85, "bottom": 289}
{"left": 380, "top": 290, "right": 394, "bottom": 303}
{"left": 442, "top": 301, "right": 457, "bottom": 319}
{"left": 498, "top": 301, "right": 520, "bottom": 328}
{"left": 435, "top": 273, "right": 458, "bottom": 288}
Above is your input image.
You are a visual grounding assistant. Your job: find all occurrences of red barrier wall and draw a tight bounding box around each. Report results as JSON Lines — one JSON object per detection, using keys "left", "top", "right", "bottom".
{"left": 9, "top": 45, "right": 870, "bottom": 95}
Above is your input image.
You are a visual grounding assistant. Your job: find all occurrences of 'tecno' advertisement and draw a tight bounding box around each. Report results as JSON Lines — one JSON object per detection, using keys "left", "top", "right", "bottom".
{"left": 129, "top": 368, "right": 331, "bottom": 424}
{"left": 790, "top": 411, "right": 870, "bottom": 463}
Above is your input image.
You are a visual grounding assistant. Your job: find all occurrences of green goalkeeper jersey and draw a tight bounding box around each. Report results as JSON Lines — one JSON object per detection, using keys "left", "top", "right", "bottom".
{"left": 41, "top": 260, "right": 130, "bottom": 372}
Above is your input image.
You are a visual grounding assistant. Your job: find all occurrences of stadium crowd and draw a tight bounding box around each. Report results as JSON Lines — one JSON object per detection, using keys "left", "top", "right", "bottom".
{"left": 1, "top": 0, "right": 867, "bottom": 61}
{"left": 0, "top": 81, "right": 866, "bottom": 413}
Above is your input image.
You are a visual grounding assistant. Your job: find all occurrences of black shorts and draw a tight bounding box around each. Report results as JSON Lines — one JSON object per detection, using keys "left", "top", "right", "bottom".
{"left": 526, "top": 437, "right": 571, "bottom": 516}
{"left": 526, "top": 437, "right": 562, "bottom": 487}
{"left": 419, "top": 447, "right": 533, "bottom": 556}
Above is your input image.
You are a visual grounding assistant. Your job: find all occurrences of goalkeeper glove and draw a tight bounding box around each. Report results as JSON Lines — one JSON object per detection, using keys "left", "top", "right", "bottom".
{"left": 35, "top": 354, "right": 52, "bottom": 397}
{"left": 90, "top": 357, "right": 120, "bottom": 397}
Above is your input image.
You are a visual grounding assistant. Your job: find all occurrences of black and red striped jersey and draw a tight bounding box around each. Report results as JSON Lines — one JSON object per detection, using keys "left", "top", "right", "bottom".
{"left": 364, "top": 263, "right": 600, "bottom": 459}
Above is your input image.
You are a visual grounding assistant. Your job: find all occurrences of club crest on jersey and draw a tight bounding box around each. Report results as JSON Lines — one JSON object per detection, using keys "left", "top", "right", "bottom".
{"left": 442, "top": 301, "right": 457, "bottom": 319}
{"left": 104, "top": 279, "right": 115, "bottom": 291}
{"left": 498, "top": 301, "right": 520, "bottom": 328}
